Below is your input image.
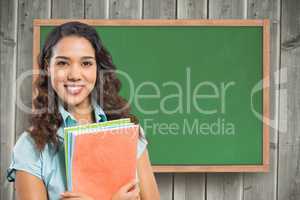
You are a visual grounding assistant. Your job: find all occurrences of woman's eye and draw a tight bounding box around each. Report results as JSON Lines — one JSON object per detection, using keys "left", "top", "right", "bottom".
{"left": 56, "top": 61, "right": 68, "bottom": 67}
{"left": 82, "top": 61, "right": 93, "bottom": 67}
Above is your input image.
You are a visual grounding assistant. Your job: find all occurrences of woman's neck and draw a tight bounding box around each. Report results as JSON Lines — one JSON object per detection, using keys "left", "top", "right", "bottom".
{"left": 68, "top": 98, "right": 94, "bottom": 124}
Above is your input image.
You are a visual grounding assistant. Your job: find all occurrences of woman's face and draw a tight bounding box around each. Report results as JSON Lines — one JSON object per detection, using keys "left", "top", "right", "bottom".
{"left": 48, "top": 36, "right": 97, "bottom": 108}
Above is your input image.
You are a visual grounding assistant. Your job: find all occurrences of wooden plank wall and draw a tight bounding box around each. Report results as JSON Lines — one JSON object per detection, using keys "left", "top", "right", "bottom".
{"left": 0, "top": 0, "right": 299, "bottom": 199}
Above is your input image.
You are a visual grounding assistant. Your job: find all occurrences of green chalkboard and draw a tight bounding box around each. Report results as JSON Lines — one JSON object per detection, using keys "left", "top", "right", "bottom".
{"left": 36, "top": 19, "right": 269, "bottom": 172}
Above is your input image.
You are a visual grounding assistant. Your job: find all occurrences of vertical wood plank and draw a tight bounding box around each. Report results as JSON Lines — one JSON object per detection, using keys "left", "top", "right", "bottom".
{"left": 52, "top": 0, "right": 85, "bottom": 18}
{"left": 243, "top": 0, "right": 280, "bottom": 200}
{"left": 155, "top": 173, "right": 173, "bottom": 200}
{"left": 109, "top": 0, "right": 142, "bottom": 19}
{"left": 15, "top": 0, "right": 51, "bottom": 137}
{"left": 85, "top": 0, "right": 108, "bottom": 19}
{"left": 12, "top": 0, "right": 51, "bottom": 199}
{"left": 207, "top": 173, "right": 243, "bottom": 200}
{"left": 143, "top": 0, "right": 176, "bottom": 199}
{"left": 177, "top": 0, "right": 207, "bottom": 19}
{"left": 174, "top": 0, "right": 207, "bottom": 200}
{"left": 174, "top": 174, "right": 205, "bottom": 200}
{"left": 209, "top": 0, "right": 246, "bottom": 19}
{"left": 278, "top": 0, "right": 300, "bottom": 199}
{"left": 206, "top": 1, "right": 245, "bottom": 200}
{"left": 0, "top": 0, "right": 18, "bottom": 199}
{"left": 143, "top": 0, "right": 176, "bottom": 19}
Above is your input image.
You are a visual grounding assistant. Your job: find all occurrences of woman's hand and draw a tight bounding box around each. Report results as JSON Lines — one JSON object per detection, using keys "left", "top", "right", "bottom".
{"left": 60, "top": 191, "right": 94, "bottom": 200}
{"left": 60, "top": 179, "right": 139, "bottom": 200}
{"left": 112, "top": 179, "right": 140, "bottom": 200}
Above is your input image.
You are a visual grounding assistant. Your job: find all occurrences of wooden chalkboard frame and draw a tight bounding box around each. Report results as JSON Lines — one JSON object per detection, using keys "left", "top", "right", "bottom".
{"left": 33, "top": 19, "right": 270, "bottom": 173}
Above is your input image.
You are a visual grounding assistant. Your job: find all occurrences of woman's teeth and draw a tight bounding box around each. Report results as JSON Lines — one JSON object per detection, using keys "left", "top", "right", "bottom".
{"left": 65, "top": 85, "right": 84, "bottom": 95}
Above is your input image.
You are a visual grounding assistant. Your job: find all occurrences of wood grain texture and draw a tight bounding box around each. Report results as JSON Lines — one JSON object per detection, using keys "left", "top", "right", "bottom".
{"left": 207, "top": 173, "right": 243, "bottom": 200}
{"left": 209, "top": 0, "right": 246, "bottom": 19}
{"left": 155, "top": 173, "right": 173, "bottom": 200}
{"left": 85, "top": 0, "right": 108, "bottom": 19}
{"left": 174, "top": 174, "right": 205, "bottom": 200}
{"left": 143, "top": 0, "right": 176, "bottom": 19}
{"left": 243, "top": 0, "right": 280, "bottom": 200}
{"left": 278, "top": 0, "right": 300, "bottom": 200}
{"left": 109, "top": 0, "right": 142, "bottom": 19}
{"left": 177, "top": 0, "right": 207, "bottom": 19}
{"left": 52, "top": 0, "right": 84, "bottom": 18}
{"left": 0, "top": 0, "right": 17, "bottom": 199}
{"left": 263, "top": 19, "right": 271, "bottom": 172}
{"left": 15, "top": 0, "right": 51, "bottom": 137}
{"left": 1, "top": 0, "right": 298, "bottom": 199}
{"left": 153, "top": 165, "right": 268, "bottom": 172}
{"left": 33, "top": 18, "right": 265, "bottom": 26}
{"left": 206, "top": 0, "right": 245, "bottom": 199}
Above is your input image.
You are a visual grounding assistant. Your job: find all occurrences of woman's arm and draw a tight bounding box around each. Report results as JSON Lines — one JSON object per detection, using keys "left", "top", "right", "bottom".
{"left": 15, "top": 170, "right": 48, "bottom": 200}
{"left": 137, "top": 149, "right": 160, "bottom": 200}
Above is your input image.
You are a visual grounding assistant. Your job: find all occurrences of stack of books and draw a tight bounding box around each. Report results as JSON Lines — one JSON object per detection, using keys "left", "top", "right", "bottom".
{"left": 64, "top": 118, "right": 139, "bottom": 199}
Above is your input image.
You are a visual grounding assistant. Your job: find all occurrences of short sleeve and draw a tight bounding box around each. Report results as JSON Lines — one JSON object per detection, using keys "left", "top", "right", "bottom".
{"left": 137, "top": 126, "right": 148, "bottom": 159}
{"left": 6, "top": 132, "right": 43, "bottom": 182}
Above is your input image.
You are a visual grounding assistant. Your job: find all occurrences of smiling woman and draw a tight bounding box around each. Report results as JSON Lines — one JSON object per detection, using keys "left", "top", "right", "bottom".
{"left": 48, "top": 36, "right": 98, "bottom": 121}
{"left": 6, "top": 21, "right": 160, "bottom": 200}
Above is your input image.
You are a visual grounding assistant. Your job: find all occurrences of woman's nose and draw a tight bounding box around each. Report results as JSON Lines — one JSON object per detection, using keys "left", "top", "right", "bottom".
{"left": 67, "top": 63, "right": 81, "bottom": 80}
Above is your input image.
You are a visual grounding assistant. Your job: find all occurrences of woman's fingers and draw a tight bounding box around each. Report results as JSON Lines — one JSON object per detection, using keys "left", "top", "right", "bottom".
{"left": 60, "top": 191, "right": 93, "bottom": 199}
{"left": 60, "top": 191, "right": 81, "bottom": 198}
{"left": 120, "top": 179, "right": 139, "bottom": 192}
{"left": 126, "top": 185, "right": 140, "bottom": 199}
{"left": 62, "top": 180, "right": 139, "bottom": 200}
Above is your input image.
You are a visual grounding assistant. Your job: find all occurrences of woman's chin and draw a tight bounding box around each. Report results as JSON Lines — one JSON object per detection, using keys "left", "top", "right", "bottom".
{"left": 61, "top": 96, "right": 88, "bottom": 108}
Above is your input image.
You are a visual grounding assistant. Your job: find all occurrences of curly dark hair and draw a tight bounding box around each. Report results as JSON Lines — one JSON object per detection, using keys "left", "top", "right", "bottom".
{"left": 29, "top": 21, "right": 139, "bottom": 152}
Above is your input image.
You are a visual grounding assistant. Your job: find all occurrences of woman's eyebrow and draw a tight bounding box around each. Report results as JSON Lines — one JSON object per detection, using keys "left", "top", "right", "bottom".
{"left": 54, "top": 56, "right": 95, "bottom": 60}
{"left": 55, "top": 56, "right": 70, "bottom": 60}
{"left": 81, "top": 56, "right": 95, "bottom": 60}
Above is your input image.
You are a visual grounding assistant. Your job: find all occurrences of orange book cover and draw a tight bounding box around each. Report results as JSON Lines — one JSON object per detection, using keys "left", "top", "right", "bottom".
{"left": 71, "top": 125, "right": 139, "bottom": 200}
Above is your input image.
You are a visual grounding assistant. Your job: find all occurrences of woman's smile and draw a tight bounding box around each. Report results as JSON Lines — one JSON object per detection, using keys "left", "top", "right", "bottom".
{"left": 64, "top": 83, "right": 85, "bottom": 95}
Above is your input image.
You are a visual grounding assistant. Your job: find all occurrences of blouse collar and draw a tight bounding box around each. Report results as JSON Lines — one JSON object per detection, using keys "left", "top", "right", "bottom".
{"left": 57, "top": 98, "right": 107, "bottom": 139}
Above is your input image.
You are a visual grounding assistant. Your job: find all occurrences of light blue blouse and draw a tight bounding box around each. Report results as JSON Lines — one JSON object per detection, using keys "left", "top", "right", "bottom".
{"left": 6, "top": 100, "right": 148, "bottom": 200}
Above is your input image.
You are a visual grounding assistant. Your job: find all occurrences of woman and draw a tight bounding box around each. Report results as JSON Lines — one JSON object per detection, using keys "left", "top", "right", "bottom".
{"left": 7, "top": 21, "right": 160, "bottom": 200}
